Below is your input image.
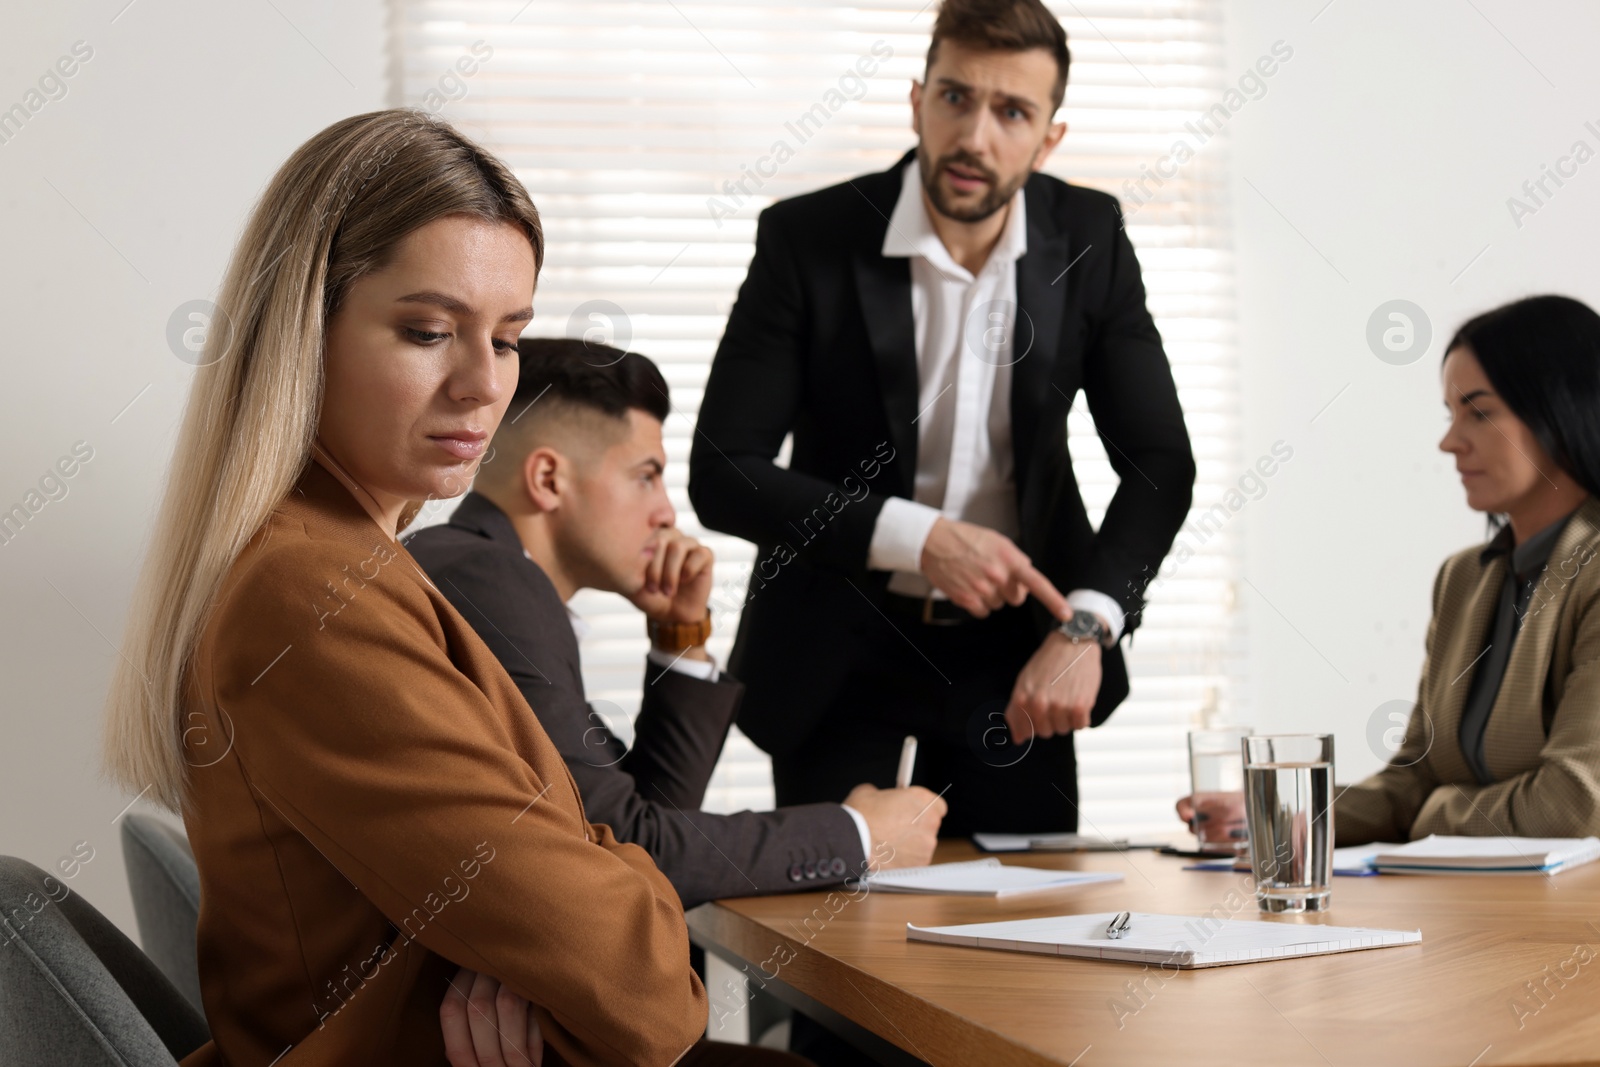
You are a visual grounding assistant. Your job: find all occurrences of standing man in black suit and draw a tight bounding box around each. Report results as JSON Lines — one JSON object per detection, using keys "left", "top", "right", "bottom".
{"left": 405, "top": 339, "right": 945, "bottom": 911}
{"left": 689, "top": 0, "right": 1196, "bottom": 838}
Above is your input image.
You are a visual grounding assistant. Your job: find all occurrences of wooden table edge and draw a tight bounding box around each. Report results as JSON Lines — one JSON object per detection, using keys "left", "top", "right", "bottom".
{"left": 688, "top": 898, "right": 1068, "bottom": 1067}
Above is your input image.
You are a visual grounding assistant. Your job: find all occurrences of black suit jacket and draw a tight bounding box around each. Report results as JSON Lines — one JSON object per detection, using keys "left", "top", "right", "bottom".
{"left": 404, "top": 493, "right": 866, "bottom": 908}
{"left": 689, "top": 150, "right": 1196, "bottom": 758}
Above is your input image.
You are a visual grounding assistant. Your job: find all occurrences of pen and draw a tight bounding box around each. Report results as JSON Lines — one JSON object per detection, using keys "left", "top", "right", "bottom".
{"left": 896, "top": 736, "right": 918, "bottom": 789}
{"left": 1106, "top": 911, "right": 1132, "bottom": 939}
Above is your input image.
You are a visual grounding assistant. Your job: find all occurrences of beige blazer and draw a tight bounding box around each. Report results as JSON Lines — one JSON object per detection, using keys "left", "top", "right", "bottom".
{"left": 177, "top": 459, "right": 706, "bottom": 1067}
{"left": 1337, "top": 497, "right": 1600, "bottom": 845}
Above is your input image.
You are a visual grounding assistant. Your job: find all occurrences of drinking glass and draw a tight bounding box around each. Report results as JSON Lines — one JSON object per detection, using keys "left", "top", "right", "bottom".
{"left": 1187, "top": 727, "right": 1252, "bottom": 856}
{"left": 1243, "top": 734, "right": 1335, "bottom": 913}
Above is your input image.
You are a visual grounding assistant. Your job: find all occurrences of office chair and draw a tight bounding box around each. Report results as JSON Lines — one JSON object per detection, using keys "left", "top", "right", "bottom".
{"left": 0, "top": 854, "right": 209, "bottom": 1066}
{"left": 120, "top": 813, "right": 205, "bottom": 1014}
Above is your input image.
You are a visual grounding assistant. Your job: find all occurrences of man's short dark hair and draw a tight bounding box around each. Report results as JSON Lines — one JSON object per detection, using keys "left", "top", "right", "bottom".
{"left": 926, "top": 0, "right": 1071, "bottom": 111}
{"left": 510, "top": 337, "right": 670, "bottom": 424}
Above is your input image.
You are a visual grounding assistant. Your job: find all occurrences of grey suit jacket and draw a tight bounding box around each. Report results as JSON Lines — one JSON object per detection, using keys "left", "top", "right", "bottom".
{"left": 1337, "top": 497, "right": 1600, "bottom": 844}
{"left": 405, "top": 492, "right": 867, "bottom": 907}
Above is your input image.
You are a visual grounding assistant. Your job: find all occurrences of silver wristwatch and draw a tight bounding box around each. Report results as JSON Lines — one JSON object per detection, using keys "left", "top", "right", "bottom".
{"left": 1057, "top": 609, "right": 1109, "bottom": 647}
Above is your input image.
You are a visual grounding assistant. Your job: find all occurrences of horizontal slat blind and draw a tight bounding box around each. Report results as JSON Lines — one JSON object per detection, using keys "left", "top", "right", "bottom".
{"left": 398, "top": 0, "right": 1239, "bottom": 838}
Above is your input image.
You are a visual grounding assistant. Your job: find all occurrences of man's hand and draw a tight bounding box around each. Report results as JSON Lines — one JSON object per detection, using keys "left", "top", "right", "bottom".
{"left": 843, "top": 783, "right": 946, "bottom": 870}
{"left": 629, "top": 528, "right": 714, "bottom": 625}
{"left": 1004, "top": 631, "right": 1103, "bottom": 743}
{"left": 920, "top": 517, "right": 1069, "bottom": 620}
{"left": 441, "top": 966, "right": 543, "bottom": 1067}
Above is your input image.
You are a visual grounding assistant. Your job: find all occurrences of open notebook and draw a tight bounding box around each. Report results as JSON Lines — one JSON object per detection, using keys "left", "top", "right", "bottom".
{"left": 907, "top": 912, "right": 1421, "bottom": 969}
{"left": 863, "top": 858, "right": 1122, "bottom": 898}
{"left": 1372, "top": 835, "right": 1600, "bottom": 874}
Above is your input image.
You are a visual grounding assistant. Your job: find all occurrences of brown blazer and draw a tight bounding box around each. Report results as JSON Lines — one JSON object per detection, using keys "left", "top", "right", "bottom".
{"left": 177, "top": 459, "right": 706, "bottom": 1067}
{"left": 1336, "top": 497, "right": 1600, "bottom": 845}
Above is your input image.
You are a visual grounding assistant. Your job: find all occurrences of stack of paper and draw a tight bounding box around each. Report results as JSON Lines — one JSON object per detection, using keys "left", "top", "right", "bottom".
{"left": 906, "top": 912, "right": 1421, "bottom": 969}
{"left": 864, "top": 858, "right": 1122, "bottom": 898}
{"left": 1372, "top": 835, "right": 1600, "bottom": 875}
{"left": 1328, "top": 843, "right": 1402, "bottom": 875}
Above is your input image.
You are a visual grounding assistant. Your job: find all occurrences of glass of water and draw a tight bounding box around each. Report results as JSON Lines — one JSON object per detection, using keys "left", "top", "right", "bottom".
{"left": 1187, "top": 727, "right": 1252, "bottom": 856}
{"left": 1243, "top": 734, "right": 1334, "bottom": 913}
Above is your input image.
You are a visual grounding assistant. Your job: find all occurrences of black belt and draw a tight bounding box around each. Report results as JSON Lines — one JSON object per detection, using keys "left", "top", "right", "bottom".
{"left": 882, "top": 591, "right": 974, "bottom": 626}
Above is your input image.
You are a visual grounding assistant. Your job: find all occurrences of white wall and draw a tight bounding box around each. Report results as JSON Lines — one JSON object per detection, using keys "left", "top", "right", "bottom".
{"left": 1222, "top": 0, "right": 1600, "bottom": 779}
{"left": 0, "top": 1, "right": 386, "bottom": 939}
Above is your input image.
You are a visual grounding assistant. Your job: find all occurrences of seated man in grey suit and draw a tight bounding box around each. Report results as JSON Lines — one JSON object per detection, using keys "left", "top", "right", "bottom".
{"left": 405, "top": 338, "right": 946, "bottom": 909}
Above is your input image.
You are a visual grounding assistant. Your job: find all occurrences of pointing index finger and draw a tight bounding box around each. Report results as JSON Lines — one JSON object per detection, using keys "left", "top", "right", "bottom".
{"left": 1017, "top": 563, "right": 1069, "bottom": 621}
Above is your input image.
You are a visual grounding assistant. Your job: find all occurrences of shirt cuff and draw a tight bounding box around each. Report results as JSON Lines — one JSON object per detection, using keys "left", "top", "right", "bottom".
{"left": 867, "top": 497, "right": 943, "bottom": 573}
{"left": 646, "top": 647, "right": 718, "bottom": 682}
{"left": 838, "top": 803, "right": 873, "bottom": 862}
{"left": 1067, "top": 589, "right": 1125, "bottom": 643}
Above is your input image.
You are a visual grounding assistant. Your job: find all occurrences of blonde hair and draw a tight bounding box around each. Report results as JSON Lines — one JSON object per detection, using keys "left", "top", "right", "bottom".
{"left": 104, "top": 109, "right": 544, "bottom": 811}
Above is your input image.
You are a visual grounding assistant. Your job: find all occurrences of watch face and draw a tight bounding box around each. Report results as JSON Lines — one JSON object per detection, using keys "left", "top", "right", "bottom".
{"left": 1065, "top": 611, "right": 1099, "bottom": 638}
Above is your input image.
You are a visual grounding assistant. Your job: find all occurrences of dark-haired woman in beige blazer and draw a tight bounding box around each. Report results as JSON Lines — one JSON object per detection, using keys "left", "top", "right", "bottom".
{"left": 1180, "top": 295, "right": 1600, "bottom": 846}
{"left": 1336, "top": 295, "right": 1600, "bottom": 845}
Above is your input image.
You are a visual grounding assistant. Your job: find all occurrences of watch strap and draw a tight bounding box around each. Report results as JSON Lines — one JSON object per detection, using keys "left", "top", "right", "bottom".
{"left": 648, "top": 612, "right": 713, "bottom": 652}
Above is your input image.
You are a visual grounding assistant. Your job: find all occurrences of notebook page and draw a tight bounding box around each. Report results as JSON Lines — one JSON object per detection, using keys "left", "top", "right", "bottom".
{"left": 864, "top": 859, "right": 1122, "bottom": 897}
{"left": 907, "top": 912, "right": 1421, "bottom": 968}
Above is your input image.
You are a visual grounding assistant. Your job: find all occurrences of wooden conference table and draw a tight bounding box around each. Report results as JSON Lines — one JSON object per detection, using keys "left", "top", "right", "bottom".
{"left": 686, "top": 840, "right": 1600, "bottom": 1067}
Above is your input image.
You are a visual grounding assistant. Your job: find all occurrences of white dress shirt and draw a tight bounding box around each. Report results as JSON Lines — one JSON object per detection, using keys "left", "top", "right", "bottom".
{"left": 865, "top": 160, "right": 1125, "bottom": 641}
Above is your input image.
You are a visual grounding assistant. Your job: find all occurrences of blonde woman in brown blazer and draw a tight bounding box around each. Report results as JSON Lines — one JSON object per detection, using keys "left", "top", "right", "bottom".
{"left": 102, "top": 110, "right": 806, "bottom": 1067}
{"left": 1179, "top": 295, "right": 1600, "bottom": 847}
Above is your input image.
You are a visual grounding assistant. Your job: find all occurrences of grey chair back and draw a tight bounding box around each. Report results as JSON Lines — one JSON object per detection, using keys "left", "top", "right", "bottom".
{"left": 0, "top": 855, "right": 209, "bottom": 1066}
{"left": 120, "top": 814, "right": 205, "bottom": 1014}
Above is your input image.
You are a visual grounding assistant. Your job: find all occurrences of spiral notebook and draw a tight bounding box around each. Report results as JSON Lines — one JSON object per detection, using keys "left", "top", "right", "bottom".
{"left": 906, "top": 911, "right": 1421, "bottom": 969}
{"left": 862, "top": 858, "right": 1123, "bottom": 898}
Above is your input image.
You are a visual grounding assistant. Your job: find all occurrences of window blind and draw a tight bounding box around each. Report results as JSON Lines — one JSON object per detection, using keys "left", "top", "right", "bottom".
{"left": 396, "top": 0, "right": 1240, "bottom": 838}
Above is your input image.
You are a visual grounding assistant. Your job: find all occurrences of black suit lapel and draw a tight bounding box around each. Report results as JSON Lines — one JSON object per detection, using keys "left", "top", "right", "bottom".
{"left": 438, "top": 492, "right": 580, "bottom": 688}
{"left": 849, "top": 155, "right": 921, "bottom": 490}
{"left": 1010, "top": 186, "right": 1069, "bottom": 504}
{"left": 853, "top": 251, "right": 919, "bottom": 484}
